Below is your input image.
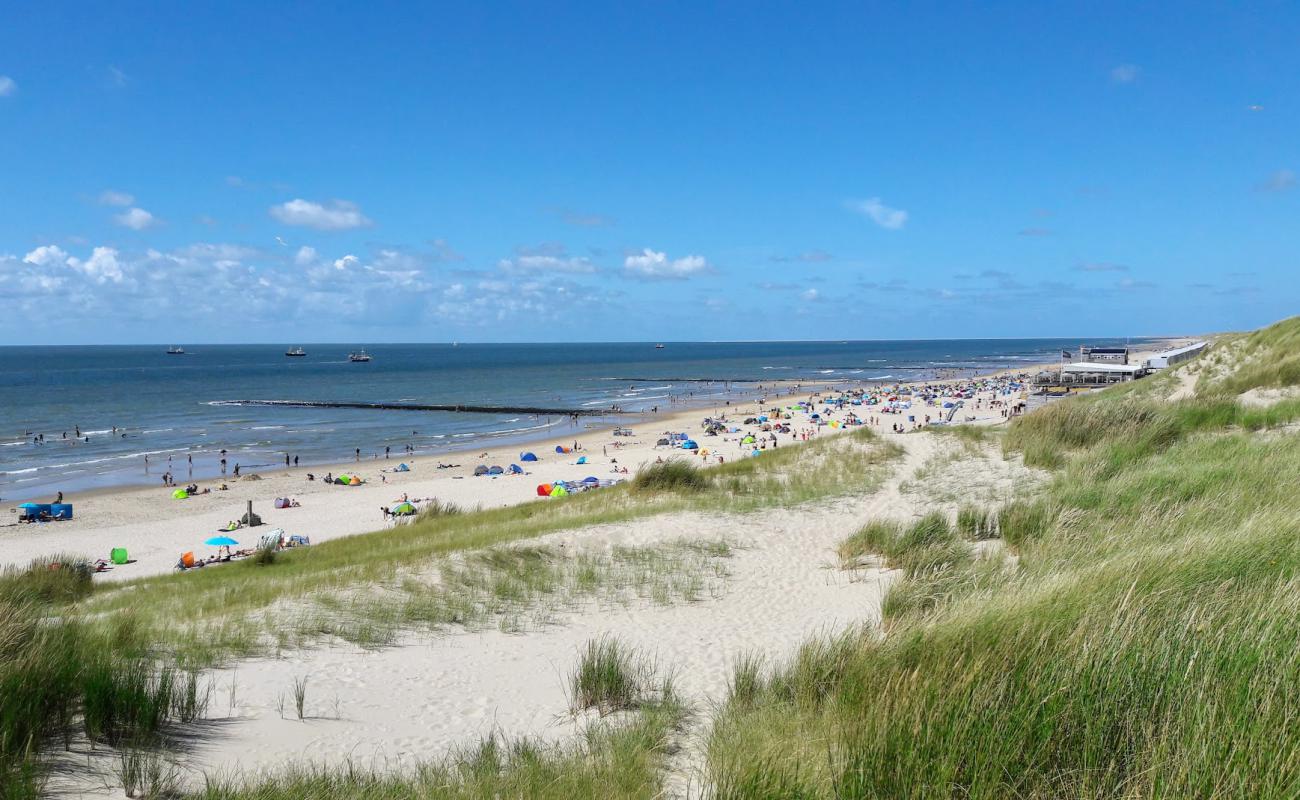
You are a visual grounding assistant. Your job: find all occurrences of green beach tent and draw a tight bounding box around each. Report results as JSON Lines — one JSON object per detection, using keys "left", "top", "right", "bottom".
{"left": 172, "top": 488, "right": 188, "bottom": 499}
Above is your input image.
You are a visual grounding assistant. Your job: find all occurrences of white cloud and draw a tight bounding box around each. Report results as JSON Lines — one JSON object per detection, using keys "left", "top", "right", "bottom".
{"left": 851, "top": 197, "right": 908, "bottom": 230}
{"left": 294, "top": 246, "right": 318, "bottom": 266}
{"left": 23, "top": 245, "right": 70, "bottom": 267}
{"left": 1110, "top": 64, "right": 1140, "bottom": 84}
{"left": 0, "top": 76, "right": 15, "bottom": 97}
{"left": 114, "top": 207, "right": 157, "bottom": 230}
{"left": 107, "top": 66, "right": 128, "bottom": 88}
{"left": 99, "top": 189, "right": 135, "bottom": 207}
{"left": 333, "top": 254, "right": 360, "bottom": 270}
{"left": 499, "top": 254, "right": 597, "bottom": 274}
{"left": 270, "top": 198, "right": 371, "bottom": 231}
{"left": 67, "top": 247, "right": 125, "bottom": 284}
{"left": 623, "top": 249, "right": 711, "bottom": 280}
{"left": 801, "top": 288, "right": 821, "bottom": 302}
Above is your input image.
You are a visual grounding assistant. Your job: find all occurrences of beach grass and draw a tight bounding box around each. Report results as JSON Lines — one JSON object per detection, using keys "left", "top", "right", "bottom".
{"left": 704, "top": 318, "right": 1300, "bottom": 797}
{"left": 568, "top": 636, "right": 672, "bottom": 715}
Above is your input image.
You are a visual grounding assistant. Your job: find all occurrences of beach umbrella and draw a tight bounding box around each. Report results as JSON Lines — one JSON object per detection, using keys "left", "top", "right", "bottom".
{"left": 392, "top": 502, "right": 416, "bottom": 516}
{"left": 205, "top": 535, "right": 239, "bottom": 546}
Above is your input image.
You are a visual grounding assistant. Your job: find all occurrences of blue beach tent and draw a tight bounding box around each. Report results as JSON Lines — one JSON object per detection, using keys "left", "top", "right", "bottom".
{"left": 488, "top": 465, "right": 504, "bottom": 475}
{"left": 509, "top": 463, "right": 524, "bottom": 474}
{"left": 520, "top": 452, "right": 538, "bottom": 462}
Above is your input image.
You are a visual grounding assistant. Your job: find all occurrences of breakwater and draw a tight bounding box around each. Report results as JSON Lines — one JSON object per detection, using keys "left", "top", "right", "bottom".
{"left": 209, "top": 399, "right": 615, "bottom": 416}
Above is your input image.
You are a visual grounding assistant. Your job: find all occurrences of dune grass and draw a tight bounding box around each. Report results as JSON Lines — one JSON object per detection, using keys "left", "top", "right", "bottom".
{"left": 568, "top": 636, "right": 673, "bottom": 715}
{"left": 704, "top": 318, "right": 1300, "bottom": 797}
{"left": 632, "top": 458, "right": 709, "bottom": 492}
{"left": 76, "top": 429, "right": 897, "bottom": 665}
{"left": 0, "top": 594, "right": 207, "bottom": 798}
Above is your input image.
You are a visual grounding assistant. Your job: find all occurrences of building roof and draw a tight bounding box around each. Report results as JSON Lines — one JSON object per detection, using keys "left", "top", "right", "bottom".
{"left": 1061, "top": 362, "right": 1143, "bottom": 374}
{"left": 1156, "top": 341, "right": 1208, "bottom": 358}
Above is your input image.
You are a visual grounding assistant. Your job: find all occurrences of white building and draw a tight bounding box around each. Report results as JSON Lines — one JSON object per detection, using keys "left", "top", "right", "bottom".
{"left": 1060, "top": 362, "right": 1145, "bottom": 384}
{"left": 1145, "top": 341, "right": 1208, "bottom": 370}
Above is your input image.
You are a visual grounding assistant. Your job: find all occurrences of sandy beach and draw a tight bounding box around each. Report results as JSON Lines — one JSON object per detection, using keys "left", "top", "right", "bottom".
{"left": 1, "top": 373, "right": 1035, "bottom": 581}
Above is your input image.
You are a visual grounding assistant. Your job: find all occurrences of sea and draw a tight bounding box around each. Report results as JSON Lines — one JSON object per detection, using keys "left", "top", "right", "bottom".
{"left": 0, "top": 338, "right": 1145, "bottom": 502}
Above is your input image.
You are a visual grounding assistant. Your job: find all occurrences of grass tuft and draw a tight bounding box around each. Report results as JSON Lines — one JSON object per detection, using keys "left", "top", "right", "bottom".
{"left": 568, "top": 636, "right": 668, "bottom": 715}
{"left": 632, "top": 458, "right": 708, "bottom": 492}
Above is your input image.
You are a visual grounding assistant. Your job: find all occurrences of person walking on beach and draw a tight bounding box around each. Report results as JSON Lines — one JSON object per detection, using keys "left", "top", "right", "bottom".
{"left": 385, "top": 446, "right": 390, "bottom": 459}
{"left": 355, "top": 448, "right": 360, "bottom": 462}
{"left": 220, "top": 458, "right": 227, "bottom": 475}
{"left": 233, "top": 464, "right": 240, "bottom": 477}
{"left": 293, "top": 455, "right": 298, "bottom": 466}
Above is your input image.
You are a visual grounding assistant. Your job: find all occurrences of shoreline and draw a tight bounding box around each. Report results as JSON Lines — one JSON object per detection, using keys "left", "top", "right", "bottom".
{"left": 0, "top": 369, "right": 1031, "bottom": 579}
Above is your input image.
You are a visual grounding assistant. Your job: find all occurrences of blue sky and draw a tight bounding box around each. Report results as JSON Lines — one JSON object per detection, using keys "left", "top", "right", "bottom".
{"left": 0, "top": 2, "right": 1296, "bottom": 343}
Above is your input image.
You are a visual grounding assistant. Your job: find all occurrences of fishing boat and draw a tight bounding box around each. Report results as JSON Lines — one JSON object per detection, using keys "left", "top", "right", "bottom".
{"left": 285, "top": 346, "right": 306, "bottom": 357}
{"left": 166, "top": 345, "right": 185, "bottom": 355}
{"left": 349, "top": 350, "right": 372, "bottom": 362}
{"left": 655, "top": 343, "right": 665, "bottom": 349}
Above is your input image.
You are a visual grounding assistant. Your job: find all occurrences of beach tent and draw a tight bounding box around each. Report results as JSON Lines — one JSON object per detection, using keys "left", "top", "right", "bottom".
{"left": 550, "top": 484, "right": 569, "bottom": 497}
{"left": 520, "top": 452, "right": 539, "bottom": 462}
{"left": 509, "top": 463, "right": 524, "bottom": 474}
{"left": 555, "top": 446, "right": 570, "bottom": 454}
{"left": 335, "top": 474, "right": 351, "bottom": 485}
{"left": 576, "top": 456, "right": 587, "bottom": 464}
{"left": 536, "top": 484, "right": 551, "bottom": 496}
{"left": 392, "top": 502, "right": 416, "bottom": 516}
{"left": 172, "top": 489, "right": 188, "bottom": 500}
{"left": 274, "top": 497, "right": 289, "bottom": 508}
{"left": 110, "top": 547, "right": 129, "bottom": 565}
{"left": 583, "top": 476, "right": 599, "bottom": 485}
{"left": 682, "top": 440, "right": 698, "bottom": 450}
{"left": 488, "top": 465, "right": 504, "bottom": 475}
{"left": 473, "top": 465, "right": 489, "bottom": 476}
{"left": 741, "top": 435, "right": 756, "bottom": 444}
{"left": 656, "top": 438, "right": 670, "bottom": 446}
{"left": 396, "top": 463, "right": 410, "bottom": 472}
{"left": 349, "top": 476, "right": 362, "bottom": 485}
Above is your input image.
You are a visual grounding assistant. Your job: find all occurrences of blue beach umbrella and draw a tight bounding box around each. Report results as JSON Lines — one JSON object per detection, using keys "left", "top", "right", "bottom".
{"left": 205, "top": 535, "right": 239, "bottom": 546}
